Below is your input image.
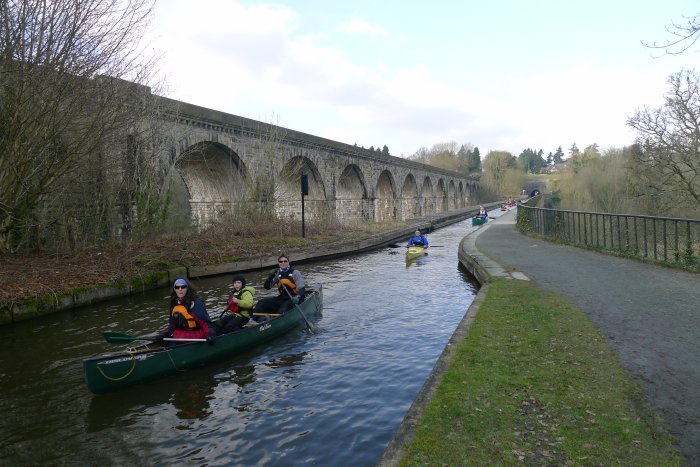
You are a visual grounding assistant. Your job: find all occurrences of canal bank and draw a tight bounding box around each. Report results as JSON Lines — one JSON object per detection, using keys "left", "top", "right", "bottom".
{"left": 378, "top": 208, "right": 686, "bottom": 465}
{"left": 1, "top": 203, "right": 503, "bottom": 325}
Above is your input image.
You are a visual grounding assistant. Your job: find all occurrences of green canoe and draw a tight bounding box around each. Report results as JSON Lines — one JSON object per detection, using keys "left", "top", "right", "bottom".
{"left": 84, "top": 284, "right": 323, "bottom": 394}
{"left": 472, "top": 216, "right": 487, "bottom": 226}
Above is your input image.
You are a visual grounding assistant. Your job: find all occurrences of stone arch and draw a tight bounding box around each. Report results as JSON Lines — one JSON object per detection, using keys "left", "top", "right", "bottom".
{"left": 336, "top": 164, "right": 369, "bottom": 224}
{"left": 401, "top": 173, "right": 419, "bottom": 220}
{"left": 169, "top": 141, "right": 249, "bottom": 227}
{"left": 375, "top": 169, "right": 397, "bottom": 222}
{"left": 422, "top": 177, "right": 435, "bottom": 215}
{"left": 458, "top": 181, "right": 465, "bottom": 208}
{"left": 275, "top": 156, "right": 326, "bottom": 220}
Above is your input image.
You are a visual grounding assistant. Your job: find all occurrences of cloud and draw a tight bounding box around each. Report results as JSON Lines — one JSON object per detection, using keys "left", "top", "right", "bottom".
{"left": 150, "top": 1, "right": 679, "bottom": 159}
{"left": 337, "top": 17, "right": 389, "bottom": 37}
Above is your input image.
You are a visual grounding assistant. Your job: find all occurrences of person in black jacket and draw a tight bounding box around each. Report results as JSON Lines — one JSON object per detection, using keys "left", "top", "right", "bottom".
{"left": 253, "top": 254, "right": 306, "bottom": 316}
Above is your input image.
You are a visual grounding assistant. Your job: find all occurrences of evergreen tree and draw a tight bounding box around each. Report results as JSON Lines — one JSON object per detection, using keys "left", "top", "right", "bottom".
{"left": 517, "top": 148, "right": 546, "bottom": 174}
{"left": 382, "top": 145, "right": 389, "bottom": 155}
{"left": 471, "top": 147, "right": 481, "bottom": 172}
{"left": 553, "top": 146, "right": 565, "bottom": 163}
{"left": 569, "top": 143, "right": 580, "bottom": 157}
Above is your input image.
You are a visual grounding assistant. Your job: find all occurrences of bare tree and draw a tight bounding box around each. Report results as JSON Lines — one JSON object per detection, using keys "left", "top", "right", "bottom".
{"left": 627, "top": 70, "right": 700, "bottom": 210}
{"left": 643, "top": 13, "right": 700, "bottom": 55}
{"left": 0, "top": 0, "right": 158, "bottom": 252}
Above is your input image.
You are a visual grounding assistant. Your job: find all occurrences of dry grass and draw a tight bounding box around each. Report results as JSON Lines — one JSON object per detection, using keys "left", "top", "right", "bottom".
{"left": 0, "top": 218, "right": 408, "bottom": 303}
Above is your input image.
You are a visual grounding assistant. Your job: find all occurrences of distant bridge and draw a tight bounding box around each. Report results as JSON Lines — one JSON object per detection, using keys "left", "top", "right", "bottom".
{"left": 148, "top": 95, "right": 478, "bottom": 227}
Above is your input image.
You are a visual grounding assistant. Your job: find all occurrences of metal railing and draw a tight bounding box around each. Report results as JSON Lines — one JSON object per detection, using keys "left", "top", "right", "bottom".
{"left": 517, "top": 205, "right": 700, "bottom": 271}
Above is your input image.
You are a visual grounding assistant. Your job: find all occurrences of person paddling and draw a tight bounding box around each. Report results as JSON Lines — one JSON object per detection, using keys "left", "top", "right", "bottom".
{"left": 406, "top": 229, "right": 429, "bottom": 249}
{"left": 252, "top": 254, "right": 306, "bottom": 317}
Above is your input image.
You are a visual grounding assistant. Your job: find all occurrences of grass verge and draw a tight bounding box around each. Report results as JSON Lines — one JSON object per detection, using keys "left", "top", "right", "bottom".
{"left": 399, "top": 279, "right": 680, "bottom": 466}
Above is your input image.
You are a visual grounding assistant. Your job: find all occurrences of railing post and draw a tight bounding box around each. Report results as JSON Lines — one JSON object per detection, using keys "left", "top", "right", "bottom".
{"left": 602, "top": 213, "right": 607, "bottom": 249}
{"left": 644, "top": 218, "right": 648, "bottom": 258}
{"left": 653, "top": 219, "right": 658, "bottom": 261}
{"left": 674, "top": 220, "right": 679, "bottom": 263}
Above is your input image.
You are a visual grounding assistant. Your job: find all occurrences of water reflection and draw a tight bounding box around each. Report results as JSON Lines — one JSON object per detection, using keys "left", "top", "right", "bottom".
{"left": 172, "top": 380, "right": 216, "bottom": 420}
{"left": 265, "top": 351, "right": 307, "bottom": 370}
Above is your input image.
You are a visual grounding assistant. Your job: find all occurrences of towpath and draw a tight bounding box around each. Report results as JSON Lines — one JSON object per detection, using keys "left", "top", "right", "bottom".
{"left": 474, "top": 209, "right": 700, "bottom": 464}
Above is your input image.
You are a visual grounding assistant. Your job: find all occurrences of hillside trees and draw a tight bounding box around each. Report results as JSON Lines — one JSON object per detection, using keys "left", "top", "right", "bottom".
{"left": 0, "top": 0, "right": 160, "bottom": 253}
{"left": 459, "top": 144, "right": 481, "bottom": 174}
{"left": 482, "top": 150, "right": 523, "bottom": 197}
{"left": 517, "top": 148, "right": 545, "bottom": 173}
{"left": 556, "top": 147, "right": 636, "bottom": 213}
{"left": 627, "top": 69, "right": 700, "bottom": 210}
{"left": 409, "top": 141, "right": 481, "bottom": 176}
{"left": 568, "top": 143, "right": 602, "bottom": 173}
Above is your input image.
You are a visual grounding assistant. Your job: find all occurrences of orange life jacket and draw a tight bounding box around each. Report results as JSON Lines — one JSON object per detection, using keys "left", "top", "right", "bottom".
{"left": 171, "top": 304, "right": 198, "bottom": 330}
{"left": 277, "top": 268, "right": 298, "bottom": 295}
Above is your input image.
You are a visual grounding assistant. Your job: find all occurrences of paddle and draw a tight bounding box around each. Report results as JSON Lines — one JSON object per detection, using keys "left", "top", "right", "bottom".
{"left": 103, "top": 331, "right": 157, "bottom": 343}
{"left": 281, "top": 284, "right": 318, "bottom": 333}
{"left": 103, "top": 331, "right": 206, "bottom": 344}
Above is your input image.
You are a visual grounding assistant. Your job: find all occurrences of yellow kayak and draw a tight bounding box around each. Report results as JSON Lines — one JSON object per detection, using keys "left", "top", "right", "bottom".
{"left": 406, "top": 246, "right": 425, "bottom": 261}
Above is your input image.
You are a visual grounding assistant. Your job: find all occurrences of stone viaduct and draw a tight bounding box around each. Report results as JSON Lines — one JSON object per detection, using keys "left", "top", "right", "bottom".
{"left": 150, "top": 95, "right": 478, "bottom": 227}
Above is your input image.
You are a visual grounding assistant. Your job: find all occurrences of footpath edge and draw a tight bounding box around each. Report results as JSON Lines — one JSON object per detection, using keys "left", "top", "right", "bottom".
{"left": 377, "top": 209, "right": 526, "bottom": 466}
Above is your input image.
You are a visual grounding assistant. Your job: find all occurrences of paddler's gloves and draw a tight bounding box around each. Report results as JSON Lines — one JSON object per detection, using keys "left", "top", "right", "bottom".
{"left": 264, "top": 270, "right": 278, "bottom": 290}
{"left": 206, "top": 336, "right": 216, "bottom": 346}
{"left": 153, "top": 332, "right": 166, "bottom": 343}
{"left": 291, "top": 296, "right": 299, "bottom": 305}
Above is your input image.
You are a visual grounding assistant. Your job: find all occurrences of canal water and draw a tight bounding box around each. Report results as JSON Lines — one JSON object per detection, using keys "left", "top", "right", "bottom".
{"left": 0, "top": 217, "right": 486, "bottom": 466}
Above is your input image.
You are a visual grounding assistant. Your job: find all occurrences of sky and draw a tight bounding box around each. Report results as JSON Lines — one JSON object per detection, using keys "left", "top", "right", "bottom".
{"left": 148, "top": 0, "right": 698, "bottom": 159}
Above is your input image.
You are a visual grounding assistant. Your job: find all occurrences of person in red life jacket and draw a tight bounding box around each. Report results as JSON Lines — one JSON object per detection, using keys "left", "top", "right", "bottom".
{"left": 216, "top": 274, "right": 255, "bottom": 334}
{"left": 156, "top": 278, "right": 216, "bottom": 345}
{"left": 253, "top": 254, "right": 306, "bottom": 317}
{"left": 406, "top": 229, "right": 429, "bottom": 248}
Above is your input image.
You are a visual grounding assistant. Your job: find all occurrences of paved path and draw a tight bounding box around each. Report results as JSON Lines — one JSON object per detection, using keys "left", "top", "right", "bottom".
{"left": 473, "top": 209, "right": 700, "bottom": 465}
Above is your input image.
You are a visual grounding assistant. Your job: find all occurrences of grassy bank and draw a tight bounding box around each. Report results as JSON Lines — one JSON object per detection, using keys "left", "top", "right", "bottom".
{"left": 399, "top": 279, "right": 679, "bottom": 465}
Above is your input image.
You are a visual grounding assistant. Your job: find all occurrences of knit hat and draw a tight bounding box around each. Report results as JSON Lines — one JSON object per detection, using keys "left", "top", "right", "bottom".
{"left": 231, "top": 274, "right": 246, "bottom": 287}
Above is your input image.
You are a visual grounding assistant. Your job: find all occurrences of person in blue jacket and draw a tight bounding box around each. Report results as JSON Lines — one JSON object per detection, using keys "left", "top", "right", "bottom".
{"left": 406, "top": 229, "right": 429, "bottom": 249}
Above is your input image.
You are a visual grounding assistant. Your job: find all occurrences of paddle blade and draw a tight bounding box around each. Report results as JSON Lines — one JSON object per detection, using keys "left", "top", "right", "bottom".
{"left": 103, "top": 331, "right": 154, "bottom": 344}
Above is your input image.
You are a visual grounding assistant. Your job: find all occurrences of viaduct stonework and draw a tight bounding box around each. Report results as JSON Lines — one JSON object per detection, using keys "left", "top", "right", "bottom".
{"left": 151, "top": 95, "right": 478, "bottom": 227}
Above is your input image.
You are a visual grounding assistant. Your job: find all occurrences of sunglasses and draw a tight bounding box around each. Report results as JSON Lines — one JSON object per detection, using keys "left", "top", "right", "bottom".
{"left": 278, "top": 259, "right": 289, "bottom": 263}
{"left": 174, "top": 285, "right": 188, "bottom": 290}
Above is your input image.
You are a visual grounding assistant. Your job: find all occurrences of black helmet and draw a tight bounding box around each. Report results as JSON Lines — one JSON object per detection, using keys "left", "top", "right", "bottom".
{"left": 231, "top": 274, "right": 246, "bottom": 287}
